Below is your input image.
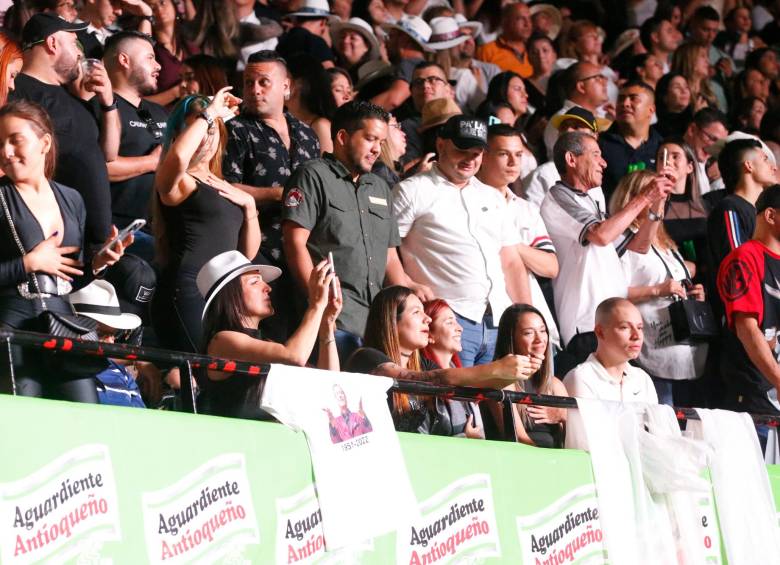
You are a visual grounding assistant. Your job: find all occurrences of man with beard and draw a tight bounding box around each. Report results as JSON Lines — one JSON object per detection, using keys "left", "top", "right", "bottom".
{"left": 12, "top": 13, "right": 120, "bottom": 252}
{"left": 393, "top": 116, "right": 531, "bottom": 367}
{"left": 283, "top": 100, "right": 430, "bottom": 361}
{"left": 223, "top": 50, "right": 320, "bottom": 341}
{"left": 103, "top": 31, "right": 165, "bottom": 263}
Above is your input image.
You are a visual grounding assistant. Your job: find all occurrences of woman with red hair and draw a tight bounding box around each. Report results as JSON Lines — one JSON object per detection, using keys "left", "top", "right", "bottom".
{"left": 0, "top": 32, "right": 22, "bottom": 107}
{"left": 422, "top": 299, "right": 484, "bottom": 439}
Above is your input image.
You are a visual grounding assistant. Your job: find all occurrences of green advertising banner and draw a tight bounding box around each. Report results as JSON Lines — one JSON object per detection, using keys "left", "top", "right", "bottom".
{"left": 0, "top": 394, "right": 777, "bottom": 564}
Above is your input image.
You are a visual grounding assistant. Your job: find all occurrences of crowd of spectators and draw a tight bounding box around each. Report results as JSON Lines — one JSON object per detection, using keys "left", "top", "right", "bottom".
{"left": 1, "top": 0, "right": 780, "bottom": 448}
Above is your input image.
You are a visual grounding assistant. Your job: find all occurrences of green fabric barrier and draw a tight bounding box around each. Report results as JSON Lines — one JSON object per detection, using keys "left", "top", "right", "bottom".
{"left": 0, "top": 394, "right": 776, "bottom": 564}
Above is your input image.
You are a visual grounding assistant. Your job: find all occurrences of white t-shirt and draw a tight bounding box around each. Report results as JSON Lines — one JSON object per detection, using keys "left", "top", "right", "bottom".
{"left": 261, "top": 364, "right": 418, "bottom": 549}
{"left": 621, "top": 246, "right": 708, "bottom": 380}
{"left": 520, "top": 160, "right": 560, "bottom": 210}
{"left": 540, "top": 182, "right": 629, "bottom": 345}
{"left": 393, "top": 166, "right": 521, "bottom": 322}
{"left": 504, "top": 192, "right": 561, "bottom": 348}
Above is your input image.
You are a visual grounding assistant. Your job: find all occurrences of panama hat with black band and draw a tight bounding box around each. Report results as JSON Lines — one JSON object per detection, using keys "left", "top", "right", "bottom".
{"left": 197, "top": 251, "right": 282, "bottom": 320}
{"left": 69, "top": 280, "right": 142, "bottom": 331}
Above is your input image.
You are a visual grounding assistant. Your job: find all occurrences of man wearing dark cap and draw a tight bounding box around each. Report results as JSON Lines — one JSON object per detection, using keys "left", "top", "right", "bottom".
{"left": 393, "top": 115, "right": 531, "bottom": 367}
{"left": 282, "top": 101, "right": 430, "bottom": 362}
{"left": 717, "top": 184, "right": 780, "bottom": 417}
{"left": 12, "top": 13, "right": 120, "bottom": 252}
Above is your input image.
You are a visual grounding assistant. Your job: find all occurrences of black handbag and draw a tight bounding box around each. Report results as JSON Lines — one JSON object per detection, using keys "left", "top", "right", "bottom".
{"left": 652, "top": 246, "right": 719, "bottom": 343}
{"left": 0, "top": 185, "right": 100, "bottom": 346}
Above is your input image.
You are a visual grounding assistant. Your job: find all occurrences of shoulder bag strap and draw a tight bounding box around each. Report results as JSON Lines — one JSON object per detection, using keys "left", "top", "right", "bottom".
{"left": 0, "top": 185, "right": 48, "bottom": 309}
{"left": 650, "top": 245, "right": 676, "bottom": 280}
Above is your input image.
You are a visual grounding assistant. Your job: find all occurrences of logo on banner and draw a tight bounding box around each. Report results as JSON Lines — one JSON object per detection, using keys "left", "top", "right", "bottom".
{"left": 276, "top": 485, "right": 371, "bottom": 564}
{"left": 141, "top": 453, "right": 260, "bottom": 564}
{"left": 397, "top": 474, "right": 501, "bottom": 564}
{"left": 516, "top": 484, "right": 607, "bottom": 564}
{"left": 0, "top": 444, "right": 121, "bottom": 564}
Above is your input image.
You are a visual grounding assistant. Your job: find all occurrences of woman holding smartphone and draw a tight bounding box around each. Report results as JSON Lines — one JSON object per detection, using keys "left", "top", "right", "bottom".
{"left": 0, "top": 100, "right": 131, "bottom": 402}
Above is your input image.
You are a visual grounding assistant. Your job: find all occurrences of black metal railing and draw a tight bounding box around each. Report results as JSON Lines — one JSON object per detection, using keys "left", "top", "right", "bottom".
{"left": 1, "top": 328, "right": 779, "bottom": 428}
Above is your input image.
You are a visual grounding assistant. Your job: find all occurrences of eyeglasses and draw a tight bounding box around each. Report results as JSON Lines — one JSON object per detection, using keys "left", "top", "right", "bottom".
{"left": 411, "top": 76, "right": 447, "bottom": 88}
{"left": 698, "top": 127, "right": 720, "bottom": 145}
{"left": 138, "top": 107, "right": 163, "bottom": 140}
{"left": 577, "top": 73, "right": 607, "bottom": 84}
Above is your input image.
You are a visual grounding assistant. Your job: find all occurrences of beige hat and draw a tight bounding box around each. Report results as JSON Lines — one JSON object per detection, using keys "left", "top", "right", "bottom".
{"left": 529, "top": 4, "right": 562, "bottom": 40}
{"left": 355, "top": 59, "right": 394, "bottom": 90}
{"left": 609, "top": 28, "right": 641, "bottom": 60}
{"left": 330, "top": 17, "right": 382, "bottom": 61}
{"left": 419, "top": 98, "right": 462, "bottom": 132}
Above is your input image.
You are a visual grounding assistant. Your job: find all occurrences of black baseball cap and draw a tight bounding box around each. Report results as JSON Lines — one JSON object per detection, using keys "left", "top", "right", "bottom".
{"left": 105, "top": 254, "right": 156, "bottom": 323}
{"left": 438, "top": 115, "right": 488, "bottom": 150}
{"left": 21, "top": 13, "right": 87, "bottom": 51}
{"left": 755, "top": 184, "right": 780, "bottom": 213}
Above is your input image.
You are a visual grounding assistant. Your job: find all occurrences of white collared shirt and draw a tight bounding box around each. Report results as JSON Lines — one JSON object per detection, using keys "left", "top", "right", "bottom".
{"left": 85, "top": 23, "right": 113, "bottom": 45}
{"left": 392, "top": 166, "right": 520, "bottom": 322}
{"left": 563, "top": 353, "right": 658, "bottom": 404}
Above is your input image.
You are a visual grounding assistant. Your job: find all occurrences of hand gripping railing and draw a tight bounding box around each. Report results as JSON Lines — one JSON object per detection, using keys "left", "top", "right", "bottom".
{"left": 1, "top": 328, "right": 779, "bottom": 429}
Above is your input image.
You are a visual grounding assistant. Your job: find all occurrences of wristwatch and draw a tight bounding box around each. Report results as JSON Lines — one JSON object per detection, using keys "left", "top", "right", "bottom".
{"left": 648, "top": 210, "right": 664, "bottom": 222}
{"left": 100, "top": 99, "right": 118, "bottom": 112}
{"left": 196, "top": 111, "right": 214, "bottom": 128}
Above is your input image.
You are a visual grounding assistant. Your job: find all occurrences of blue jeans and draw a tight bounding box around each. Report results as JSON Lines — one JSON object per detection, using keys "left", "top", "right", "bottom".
{"left": 454, "top": 312, "right": 497, "bottom": 367}
{"left": 335, "top": 329, "right": 363, "bottom": 365}
{"left": 127, "top": 230, "right": 155, "bottom": 265}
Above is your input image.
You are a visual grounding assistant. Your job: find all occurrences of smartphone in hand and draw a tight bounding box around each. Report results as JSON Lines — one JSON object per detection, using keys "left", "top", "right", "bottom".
{"left": 99, "top": 219, "right": 145, "bottom": 256}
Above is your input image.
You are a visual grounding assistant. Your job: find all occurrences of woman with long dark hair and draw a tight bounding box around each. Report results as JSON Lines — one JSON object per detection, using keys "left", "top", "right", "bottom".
{"left": 198, "top": 251, "right": 342, "bottom": 419}
{"left": 345, "top": 286, "right": 537, "bottom": 434}
{"left": 152, "top": 88, "right": 260, "bottom": 353}
{"left": 654, "top": 72, "right": 696, "bottom": 137}
{"left": 0, "top": 100, "right": 131, "bottom": 402}
{"left": 287, "top": 55, "right": 339, "bottom": 154}
{"left": 485, "top": 304, "right": 567, "bottom": 447}
{"left": 179, "top": 54, "right": 229, "bottom": 98}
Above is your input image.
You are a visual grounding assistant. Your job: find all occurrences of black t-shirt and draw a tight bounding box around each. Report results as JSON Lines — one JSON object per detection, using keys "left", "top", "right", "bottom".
{"left": 707, "top": 193, "right": 756, "bottom": 275}
{"left": 111, "top": 95, "right": 168, "bottom": 227}
{"left": 11, "top": 74, "right": 112, "bottom": 249}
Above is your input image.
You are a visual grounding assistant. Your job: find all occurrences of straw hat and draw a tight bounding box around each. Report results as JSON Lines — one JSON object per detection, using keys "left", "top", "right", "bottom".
{"left": 550, "top": 106, "right": 612, "bottom": 133}
{"left": 609, "top": 28, "right": 641, "bottom": 60}
{"left": 419, "top": 98, "right": 463, "bottom": 132}
{"left": 381, "top": 15, "right": 432, "bottom": 52}
{"left": 197, "top": 251, "right": 282, "bottom": 320}
{"left": 69, "top": 280, "right": 142, "bottom": 331}
{"left": 529, "top": 4, "right": 562, "bottom": 40}
{"left": 330, "top": 17, "right": 382, "bottom": 61}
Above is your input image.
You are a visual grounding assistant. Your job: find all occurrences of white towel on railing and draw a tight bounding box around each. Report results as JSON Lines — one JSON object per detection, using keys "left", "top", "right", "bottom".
{"left": 689, "top": 408, "right": 780, "bottom": 565}
{"left": 573, "top": 399, "right": 714, "bottom": 564}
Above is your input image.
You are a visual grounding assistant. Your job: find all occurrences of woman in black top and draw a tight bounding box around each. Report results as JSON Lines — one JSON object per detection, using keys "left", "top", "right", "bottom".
{"left": 345, "top": 286, "right": 537, "bottom": 434}
{"left": 0, "top": 100, "right": 131, "bottom": 402}
{"left": 655, "top": 73, "right": 696, "bottom": 138}
{"left": 152, "top": 88, "right": 261, "bottom": 352}
{"left": 485, "top": 304, "right": 568, "bottom": 448}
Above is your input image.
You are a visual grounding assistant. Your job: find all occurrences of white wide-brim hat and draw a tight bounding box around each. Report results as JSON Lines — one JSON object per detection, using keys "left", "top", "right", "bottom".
{"left": 197, "top": 251, "right": 282, "bottom": 320}
{"left": 284, "top": 0, "right": 333, "bottom": 19}
{"left": 331, "top": 17, "right": 382, "bottom": 61}
{"left": 69, "top": 280, "right": 142, "bottom": 330}
{"left": 454, "top": 13, "right": 483, "bottom": 38}
{"left": 381, "top": 15, "right": 432, "bottom": 52}
{"left": 427, "top": 16, "right": 469, "bottom": 50}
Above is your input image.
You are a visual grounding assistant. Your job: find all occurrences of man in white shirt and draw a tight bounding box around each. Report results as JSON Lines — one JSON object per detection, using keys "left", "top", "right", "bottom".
{"left": 393, "top": 116, "right": 531, "bottom": 366}
{"left": 563, "top": 298, "right": 659, "bottom": 449}
{"left": 521, "top": 106, "right": 604, "bottom": 210}
{"left": 540, "top": 131, "right": 673, "bottom": 374}
{"left": 477, "top": 123, "right": 561, "bottom": 349}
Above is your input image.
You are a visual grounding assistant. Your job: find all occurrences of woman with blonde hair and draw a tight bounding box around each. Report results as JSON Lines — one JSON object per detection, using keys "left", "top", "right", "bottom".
{"left": 671, "top": 43, "right": 728, "bottom": 113}
{"left": 609, "top": 170, "right": 708, "bottom": 406}
{"left": 0, "top": 32, "right": 22, "bottom": 107}
{"left": 151, "top": 88, "right": 261, "bottom": 353}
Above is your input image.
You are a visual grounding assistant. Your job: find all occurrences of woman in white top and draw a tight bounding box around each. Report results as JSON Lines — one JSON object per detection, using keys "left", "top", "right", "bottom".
{"left": 609, "top": 170, "right": 708, "bottom": 406}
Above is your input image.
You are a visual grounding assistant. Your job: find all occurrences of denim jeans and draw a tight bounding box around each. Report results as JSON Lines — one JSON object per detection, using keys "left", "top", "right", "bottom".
{"left": 335, "top": 329, "right": 364, "bottom": 366}
{"left": 454, "top": 312, "right": 497, "bottom": 367}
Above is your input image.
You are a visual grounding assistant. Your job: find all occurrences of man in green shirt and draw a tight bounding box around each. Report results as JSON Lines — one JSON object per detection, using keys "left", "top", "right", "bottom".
{"left": 282, "top": 101, "right": 432, "bottom": 362}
